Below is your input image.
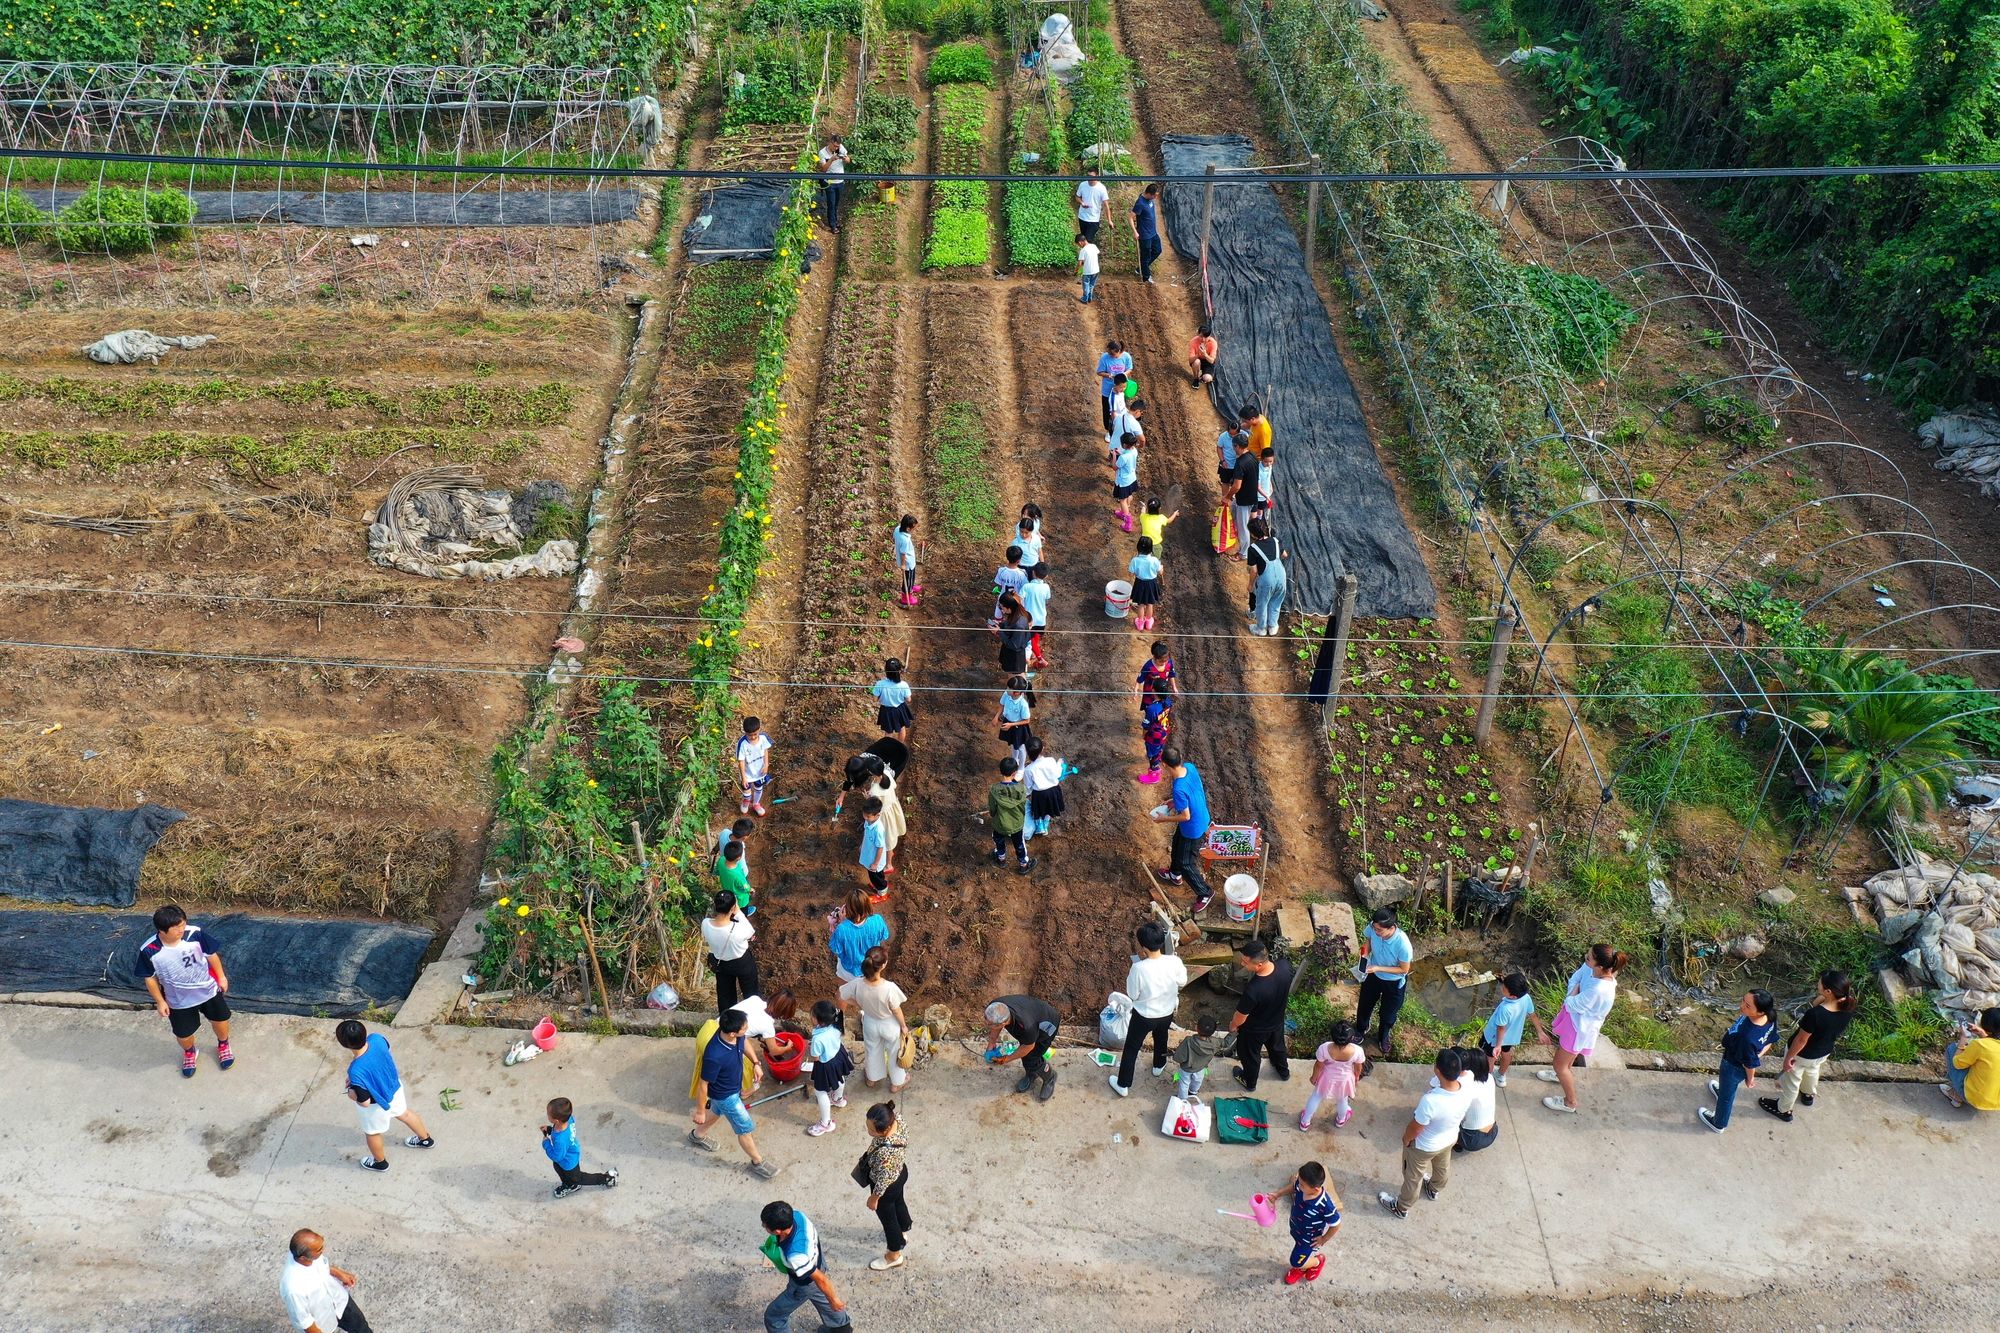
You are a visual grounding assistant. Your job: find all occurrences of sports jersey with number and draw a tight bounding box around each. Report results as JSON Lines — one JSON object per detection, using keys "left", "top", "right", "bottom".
{"left": 139, "top": 926, "right": 220, "bottom": 1009}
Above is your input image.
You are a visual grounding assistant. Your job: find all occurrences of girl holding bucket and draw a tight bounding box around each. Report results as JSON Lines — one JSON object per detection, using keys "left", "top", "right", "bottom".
{"left": 1540, "top": 943, "right": 1628, "bottom": 1114}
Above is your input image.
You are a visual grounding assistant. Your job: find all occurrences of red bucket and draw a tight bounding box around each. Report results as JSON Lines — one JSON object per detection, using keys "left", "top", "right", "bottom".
{"left": 764, "top": 1031, "right": 807, "bottom": 1082}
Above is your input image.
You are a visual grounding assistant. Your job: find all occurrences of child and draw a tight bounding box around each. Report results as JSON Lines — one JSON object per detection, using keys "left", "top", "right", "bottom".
{"left": 1020, "top": 563, "right": 1052, "bottom": 668}
{"left": 871, "top": 658, "right": 913, "bottom": 742}
{"left": 1138, "top": 497, "right": 1178, "bottom": 553}
{"left": 1255, "top": 446, "right": 1276, "bottom": 515}
{"left": 1022, "top": 736, "right": 1067, "bottom": 842}
{"left": 718, "top": 838, "right": 754, "bottom": 914}
{"left": 713, "top": 815, "right": 756, "bottom": 869}
{"left": 736, "top": 716, "right": 773, "bottom": 816}
{"left": 337, "top": 1019, "right": 434, "bottom": 1172}
{"left": 1096, "top": 339, "right": 1133, "bottom": 439}
{"left": 858, "top": 796, "right": 890, "bottom": 898}
{"left": 1111, "top": 432, "right": 1140, "bottom": 532}
{"left": 1106, "top": 374, "right": 1132, "bottom": 459}
{"left": 138, "top": 903, "right": 233, "bottom": 1078}
{"left": 1700, "top": 988, "right": 1777, "bottom": 1133}
{"left": 1173, "top": 1013, "right": 1219, "bottom": 1099}
{"left": 542, "top": 1096, "right": 618, "bottom": 1197}
{"left": 994, "top": 676, "right": 1034, "bottom": 769}
{"left": 1134, "top": 639, "right": 1177, "bottom": 715}
{"left": 1301, "top": 1020, "right": 1367, "bottom": 1131}
{"left": 1136, "top": 695, "right": 1174, "bottom": 786}
{"left": 1014, "top": 507, "right": 1045, "bottom": 570}
{"left": 892, "top": 514, "right": 921, "bottom": 607}
{"left": 1273, "top": 1161, "right": 1342, "bottom": 1285}
{"left": 1216, "top": 423, "right": 1244, "bottom": 490}
{"left": 1481, "top": 971, "right": 1549, "bottom": 1088}
{"left": 992, "top": 544, "right": 1028, "bottom": 625}
{"left": 1188, "top": 321, "right": 1218, "bottom": 385}
{"left": 1076, "top": 232, "right": 1100, "bottom": 304}
{"left": 987, "top": 756, "right": 1032, "bottom": 873}
{"left": 806, "top": 1001, "right": 856, "bottom": 1136}
{"left": 1128, "top": 536, "right": 1163, "bottom": 632}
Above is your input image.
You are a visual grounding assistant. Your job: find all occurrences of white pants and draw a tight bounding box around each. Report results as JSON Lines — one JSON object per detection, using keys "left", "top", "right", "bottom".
{"left": 861, "top": 1013, "right": 908, "bottom": 1088}
{"left": 814, "top": 1084, "right": 846, "bottom": 1122}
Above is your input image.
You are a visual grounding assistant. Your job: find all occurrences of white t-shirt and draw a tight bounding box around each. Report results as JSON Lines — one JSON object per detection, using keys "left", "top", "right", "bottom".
{"left": 736, "top": 732, "right": 772, "bottom": 782}
{"left": 701, "top": 914, "right": 755, "bottom": 962}
{"left": 1024, "top": 755, "right": 1065, "bottom": 792}
{"left": 280, "top": 1257, "right": 349, "bottom": 1333}
{"left": 1562, "top": 963, "right": 1618, "bottom": 1051}
{"left": 1079, "top": 242, "right": 1101, "bottom": 276}
{"left": 731, "top": 995, "right": 777, "bottom": 1040}
{"left": 139, "top": 926, "right": 220, "bottom": 1010}
{"left": 1462, "top": 1074, "right": 1497, "bottom": 1134}
{"left": 840, "top": 976, "right": 908, "bottom": 1024}
{"left": 818, "top": 144, "right": 847, "bottom": 175}
{"left": 1075, "top": 179, "right": 1109, "bottom": 221}
{"left": 1124, "top": 952, "right": 1188, "bottom": 1020}
{"left": 1410, "top": 1082, "right": 1473, "bottom": 1152}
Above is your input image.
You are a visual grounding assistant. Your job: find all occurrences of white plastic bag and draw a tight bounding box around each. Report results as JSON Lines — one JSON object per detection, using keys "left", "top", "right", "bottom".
{"left": 1099, "top": 991, "right": 1133, "bottom": 1048}
{"left": 646, "top": 982, "right": 680, "bottom": 1010}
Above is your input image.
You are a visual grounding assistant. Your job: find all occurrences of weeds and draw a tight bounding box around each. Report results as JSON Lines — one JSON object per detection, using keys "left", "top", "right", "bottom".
{"left": 0, "top": 425, "right": 535, "bottom": 475}
{"left": 0, "top": 373, "right": 575, "bottom": 426}
{"left": 929, "top": 400, "right": 1000, "bottom": 539}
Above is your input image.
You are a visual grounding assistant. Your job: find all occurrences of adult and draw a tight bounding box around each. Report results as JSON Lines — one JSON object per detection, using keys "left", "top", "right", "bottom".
{"left": 702, "top": 890, "right": 761, "bottom": 1012}
{"left": 1227, "top": 433, "right": 1261, "bottom": 562}
{"left": 839, "top": 738, "right": 909, "bottom": 822}
{"left": 817, "top": 134, "right": 848, "bottom": 230}
{"left": 1244, "top": 516, "right": 1289, "bottom": 638}
{"left": 1189, "top": 322, "right": 1219, "bottom": 387}
{"left": 335, "top": 1019, "right": 434, "bottom": 1172}
{"left": 830, "top": 891, "right": 890, "bottom": 985}
{"left": 760, "top": 1201, "right": 850, "bottom": 1332}
{"left": 1111, "top": 921, "right": 1188, "bottom": 1097}
{"left": 1129, "top": 181, "right": 1162, "bottom": 283}
{"left": 281, "top": 1229, "right": 372, "bottom": 1333}
{"left": 1353, "top": 907, "right": 1414, "bottom": 1055}
{"left": 1228, "top": 938, "right": 1295, "bottom": 1091}
{"left": 1940, "top": 1006, "right": 2000, "bottom": 1111}
{"left": 997, "top": 595, "right": 1033, "bottom": 678}
{"left": 1096, "top": 339, "right": 1133, "bottom": 440}
{"left": 861, "top": 1101, "right": 912, "bottom": 1270}
{"left": 1699, "top": 988, "right": 1776, "bottom": 1133}
{"left": 840, "top": 946, "right": 912, "bottom": 1094}
{"left": 138, "top": 902, "right": 233, "bottom": 1078}
{"left": 686, "top": 991, "right": 801, "bottom": 1104}
{"left": 1760, "top": 970, "right": 1859, "bottom": 1123}
{"left": 986, "top": 993, "right": 1061, "bottom": 1101}
{"left": 689, "top": 1008, "right": 780, "bottom": 1178}
{"left": 1455, "top": 1047, "right": 1498, "bottom": 1154}
{"left": 1075, "top": 165, "right": 1109, "bottom": 243}
{"left": 1150, "top": 747, "right": 1214, "bottom": 913}
{"left": 1539, "top": 943, "right": 1627, "bottom": 1115}
{"left": 1378, "top": 1048, "right": 1471, "bottom": 1218}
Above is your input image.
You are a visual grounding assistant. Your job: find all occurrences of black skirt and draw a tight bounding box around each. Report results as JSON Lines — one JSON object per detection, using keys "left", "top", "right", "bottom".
{"left": 877, "top": 702, "right": 913, "bottom": 734}
{"left": 999, "top": 641, "right": 1029, "bottom": 674}
{"left": 811, "top": 1045, "right": 856, "bottom": 1092}
{"left": 999, "top": 722, "right": 1034, "bottom": 749}
{"left": 1130, "top": 577, "right": 1161, "bottom": 606}
{"left": 1028, "top": 785, "right": 1066, "bottom": 819}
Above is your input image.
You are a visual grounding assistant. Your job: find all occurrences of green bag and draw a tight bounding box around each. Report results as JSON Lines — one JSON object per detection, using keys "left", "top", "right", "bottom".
{"left": 1214, "top": 1096, "right": 1270, "bottom": 1144}
{"left": 760, "top": 1235, "right": 789, "bottom": 1273}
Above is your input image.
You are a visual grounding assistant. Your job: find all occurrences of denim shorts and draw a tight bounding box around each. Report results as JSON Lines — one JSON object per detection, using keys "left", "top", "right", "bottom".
{"left": 709, "top": 1092, "right": 755, "bottom": 1135}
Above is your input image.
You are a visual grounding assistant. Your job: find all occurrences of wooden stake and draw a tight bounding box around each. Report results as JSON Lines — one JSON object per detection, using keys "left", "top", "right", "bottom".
{"left": 1473, "top": 610, "right": 1517, "bottom": 745}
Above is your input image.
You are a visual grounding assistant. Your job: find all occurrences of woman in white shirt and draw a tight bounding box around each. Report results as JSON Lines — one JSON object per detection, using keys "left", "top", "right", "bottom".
{"left": 1110, "top": 921, "right": 1187, "bottom": 1097}
{"left": 839, "top": 946, "right": 912, "bottom": 1091}
{"left": 1455, "top": 1047, "right": 1499, "bottom": 1152}
{"left": 699, "top": 890, "right": 759, "bottom": 1011}
{"left": 1540, "top": 943, "right": 1628, "bottom": 1114}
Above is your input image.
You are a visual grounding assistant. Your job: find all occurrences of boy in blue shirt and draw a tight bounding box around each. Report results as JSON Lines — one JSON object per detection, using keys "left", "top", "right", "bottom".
{"left": 1272, "top": 1160, "right": 1342, "bottom": 1284}
{"left": 542, "top": 1096, "right": 618, "bottom": 1198}
{"left": 858, "top": 797, "right": 889, "bottom": 897}
{"left": 1355, "top": 908, "right": 1414, "bottom": 1054}
{"left": 1481, "top": 971, "right": 1550, "bottom": 1087}
{"left": 760, "top": 1200, "right": 850, "bottom": 1331}
{"left": 335, "top": 1019, "right": 434, "bottom": 1173}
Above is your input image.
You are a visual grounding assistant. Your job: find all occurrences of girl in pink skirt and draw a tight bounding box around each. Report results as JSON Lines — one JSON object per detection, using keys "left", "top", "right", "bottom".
{"left": 1300, "top": 1021, "right": 1368, "bottom": 1130}
{"left": 1540, "top": 943, "right": 1629, "bottom": 1114}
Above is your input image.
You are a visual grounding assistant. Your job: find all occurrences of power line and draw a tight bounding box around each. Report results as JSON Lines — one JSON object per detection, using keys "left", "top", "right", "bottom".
{"left": 5, "top": 145, "right": 2000, "bottom": 186}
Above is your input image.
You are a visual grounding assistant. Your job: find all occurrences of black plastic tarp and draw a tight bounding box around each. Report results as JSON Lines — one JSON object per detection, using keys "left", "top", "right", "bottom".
{"left": 24, "top": 186, "right": 641, "bottom": 228}
{"left": 0, "top": 910, "right": 433, "bottom": 1015}
{"left": 683, "top": 179, "right": 790, "bottom": 262}
{"left": 1160, "top": 134, "right": 1436, "bottom": 620}
{"left": 0, "top": 799, "right": 184, "bottom": 908}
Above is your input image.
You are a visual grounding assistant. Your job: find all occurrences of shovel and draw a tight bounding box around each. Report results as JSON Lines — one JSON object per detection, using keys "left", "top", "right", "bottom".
{"left": 1232, "top": 1115, "right": 1270, "bottom": 1131}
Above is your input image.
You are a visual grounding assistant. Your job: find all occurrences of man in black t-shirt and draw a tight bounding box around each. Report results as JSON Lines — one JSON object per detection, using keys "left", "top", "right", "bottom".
{"left": 1229, "top": 939, "right": 1295, "bottom": 1092}
{"left": 1228, "top": 450, "right": 1261, "bottom": 563}
{"left": 985, "top": 994, "right": 1061, "bottom": 1101}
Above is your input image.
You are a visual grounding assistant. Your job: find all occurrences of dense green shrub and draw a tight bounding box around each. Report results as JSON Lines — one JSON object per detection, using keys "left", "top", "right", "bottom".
{"left": 54, "top": 185, "right": 191, "bottom": 253}
{"left": 720, "top": 34, "right": 822, "bottom": 129}
{"left": 742, "top": 0, "right": 864, "bottom": 33}
{"left": 927, "top": 0, "right": 992, "bottom": 41}
{"left": 882, "top": 0, "right": 935, "bottom": 28}
{"left": 1518, "top": 265, "right": 1635, "bottom": 377}
{"left": 0, "top": 190, "right": 51, "bottom": 245}
{"left": 926, "top": 39, "right": 995, "bottom": 85}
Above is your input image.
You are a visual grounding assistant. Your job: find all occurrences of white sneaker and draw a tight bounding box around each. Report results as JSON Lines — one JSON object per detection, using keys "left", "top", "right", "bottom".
{"left": 1536, "top": 1069, "right": 1561, "bottom": 1083}
{"left": 1108, "top": 1076, "right": 1129, "bottom": 1098}
{"left": 1495, "top": 1072, "right": 1508, "bottom": 1088}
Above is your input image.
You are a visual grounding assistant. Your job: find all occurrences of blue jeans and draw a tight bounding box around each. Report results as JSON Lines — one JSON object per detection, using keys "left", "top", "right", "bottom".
{"left": 709, "top": 1092, "right": 755, "bottom": 1135}
{"left": 764, "top": 1277, "right": 850, "bottom": 1331}
{"left": 1712, "top": 1058, "right": 1749, "bottom": 1127}
{"left": 1254, "top": 570, "right": 1287, "bottom": 634}
{"left": 1947, "top": 1041, "right": 1970, "bottom": 1101}
{"left": 1081, "top": 272, "right": 1098, "bottom": 302}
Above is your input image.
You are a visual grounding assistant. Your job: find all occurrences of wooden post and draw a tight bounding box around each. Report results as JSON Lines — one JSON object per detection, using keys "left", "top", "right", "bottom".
{"left": 1308, "top": 572, "right": 1360, "bottom": 712}
{"left": 1518, "top": 822, "right": 1542, "bottom": 887}
{"left": 1200, "top": 164, "right": 1216, "bottom": 270}
{"left": 1472, "top": 610, "right": 1517, "bottom": 745}
{"left": 1305, "top": 153, "right": 1321, "bottom": 272}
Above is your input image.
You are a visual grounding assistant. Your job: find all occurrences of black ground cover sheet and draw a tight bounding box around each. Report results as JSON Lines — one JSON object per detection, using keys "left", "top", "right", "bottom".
{"left": 682, "top": 179, "right": 790, "bottom": 262}
{"left": 0, "top": 799, "right": 184, "bottom": 908}
{"left": 1159, "top": 134, "right": 1435, "bottom": 619}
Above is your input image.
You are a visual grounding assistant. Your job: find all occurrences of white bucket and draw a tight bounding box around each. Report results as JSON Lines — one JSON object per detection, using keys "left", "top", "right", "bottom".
{"left": 1223, "top": 874, "right": 1260, "bottom": 922}
{"left": 1104, "top": 579, "right": 1132, "bottom": 618}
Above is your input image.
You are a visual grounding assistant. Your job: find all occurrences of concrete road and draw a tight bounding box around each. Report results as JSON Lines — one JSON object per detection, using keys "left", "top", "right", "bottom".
{"left": 1, "top": 1007, "right": 1994, "bottom": 1331}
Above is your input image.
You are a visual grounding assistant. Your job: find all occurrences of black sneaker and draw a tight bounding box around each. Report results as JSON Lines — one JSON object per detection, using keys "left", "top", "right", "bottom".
{"left": 1014, "top": 1074, "right": 1036, "bottom": 1094}
{"left": 1231, "top": 1070, "right": 1255, "bottom": 1092}
{"left": 1421, "top": 1181, "right": 1440, "bottom": 1201}
{"left": 404, "top": 1135, "right": 435, "bottom": 1149}
{"left": 1798, "top": 1093, "right": 1815, "bottom": 1107}
{"left": 553, "top": 1183, "right": 581, "bottom": 1199}
{"left": 1757, "top": 1097, "right": 1792, "bottom": 1123}
{"left": 1016, "top": 857, "right": 1035, "bottom": 874}
{"left": 989, "top": 850, "right": 1006, "bottom": 866}
{"left": 1377, "top": 1191, "right": 1407, "bottom": 1218}
{"left": 359, "top": 1157, "right": 388, "bottom": 1173}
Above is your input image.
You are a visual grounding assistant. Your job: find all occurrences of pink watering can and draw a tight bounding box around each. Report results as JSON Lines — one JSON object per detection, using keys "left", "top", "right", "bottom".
{"left": 1217, "top": 1192, "right": 1278, "bottom": 1227}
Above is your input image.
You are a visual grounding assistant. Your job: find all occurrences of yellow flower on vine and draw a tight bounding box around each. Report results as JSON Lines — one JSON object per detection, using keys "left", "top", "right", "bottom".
{"left": 516, "top": 905, "right": 532, "bottom": 917}
{"left": 497, "top": 897, "right": 511, "bottom": 907}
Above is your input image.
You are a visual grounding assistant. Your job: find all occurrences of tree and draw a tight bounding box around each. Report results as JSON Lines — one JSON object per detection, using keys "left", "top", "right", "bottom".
{"left": 1783, "top": 645, "right": 1970, "bottom": 824}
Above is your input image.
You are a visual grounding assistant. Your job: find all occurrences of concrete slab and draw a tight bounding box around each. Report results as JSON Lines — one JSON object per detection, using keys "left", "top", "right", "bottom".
{"left": 3, "top": 1007, "right": 1996, "bottom": 1331}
